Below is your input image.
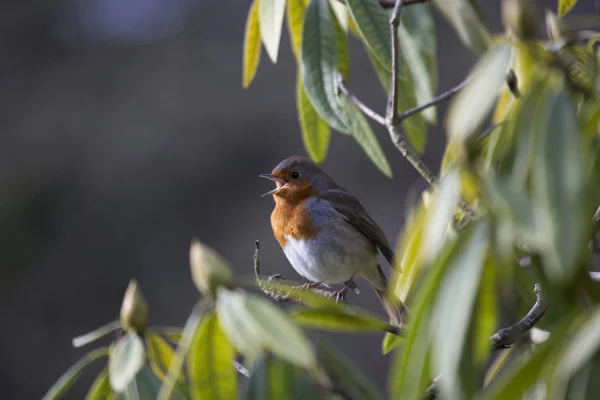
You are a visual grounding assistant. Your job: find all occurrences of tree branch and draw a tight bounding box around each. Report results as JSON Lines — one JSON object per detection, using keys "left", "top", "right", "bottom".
{"left": 338, "top": 75, "right": 386, "bottom": 125}
{"left": 335, "top": 0, "right": 430, "bottom": 9}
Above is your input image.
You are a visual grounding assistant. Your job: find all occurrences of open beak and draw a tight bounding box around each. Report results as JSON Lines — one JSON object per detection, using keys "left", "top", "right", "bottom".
{"left": 260, "top": 174, "right": 287, "bottom": 197}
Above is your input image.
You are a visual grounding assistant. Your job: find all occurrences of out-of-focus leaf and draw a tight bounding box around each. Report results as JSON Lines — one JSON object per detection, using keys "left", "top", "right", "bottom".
{"left": 43, "top": 348, "right": 109, "bottom": 400}
{"left": 128, "top": 366, "right": 163, "bottom": 400}
{"left": 85, "top": 368, "right": 114, "bottom": 400}
{"left": 433, "top": 0, "right": 491, "bottom": 54}
{"left": 72, "top": 320, "right": 120, "bottom": 348}
{"left": 346, "top": 0, "right": 393, "bottom": 72}
{"left": 152, "top": 327, "right": 182, "bottom": 346}
{"left": 531, "top": 87, "right": 586, "bottom": 283}
{"left": 297, "top": 71, "right": 331, "bottom": 163}
{"left": 301, "top": 0, "right": 351, "bottom": 132}
{"left": 382, "top": 333, "right": 403, "bottom": 355}
{"left": 216, "top": 289, "right": 316, "bottom": 369}
{"left": 146, "top": 332, "right": 180, "bottom": 383}
{"left": 287, "top": 0, "right": 306, "bottom": 61}
{"left": 483, "top": 346, "right": 515, "bottom": 386}
{"left": 492, "top": 88, "right": 514, "bottom": 124}
{"left": 558, "top": 0, "right": 579, "bottom": 16}
{"left": 291, "top": 307, "right": 397, "bottom": 333}
{"left": 187, "top": 312, "right": 237, "bottom": 400}
{"left": 339, "top": 93, "right": 393, "bottom": 177}
{"left": 109, "top": 333, "right": 146, "bottom": 393}
{"left": 447, "top": 45, "right": 512, "bottom": 141}
{"left": 259, "top": 0, "right": 287, "bottom": 63}
{"left": 243, "top": 0, "right": 262, "bottom": 88}
{"left": 473, "top": 258, "right": 498, "bottom": 365}
{"left": 433, "top": 221, "right": 490, "bottom": 400}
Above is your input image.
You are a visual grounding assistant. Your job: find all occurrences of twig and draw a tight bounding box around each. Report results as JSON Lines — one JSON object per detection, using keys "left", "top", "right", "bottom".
{"left": 337, "top": 75, "right": 386, "bottom": 125}
{"left": 335, "top": 0, "right": 430, "bottom": 8}
{"left": 387, "top": 0, "right": 404, "bottom": 121}
{"left": 490, "top": 284, "right": 547, "bottom": 349}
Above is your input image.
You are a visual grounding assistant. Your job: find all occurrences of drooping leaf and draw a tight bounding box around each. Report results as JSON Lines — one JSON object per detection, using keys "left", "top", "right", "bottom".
{"left": 108, "top": 333, "right": 146, "bottom": 393}
{"left": 432, "top": 221, "right": 490, "bottom": 400}
{"left": 301, "top": 0, "right": 351, "bottom": 133}
{"left": 188, "top": 312, "right": 237, "bottom": 400}
{"left": 146, "top": 332, "right": 179, "bottom": 382}
{"left": 558, "top": 0, "right": 579, "bottom": 16}
{"left": 297, "top": 71, "right": 331, "bottom": 163}
{"left": 216, "top": 288, "right": 316, "bottom": 369}
{"left": 243, "top": 0, "right": 262, "bottom": 88}
{"left": 334, "top": 7, "right": 350, "bottom": 81}
{"left": 447, "top": 44, "right": 512, "bottom": 141}
{"left": 473, "top": 257, "right": 498, "bottom": 365}
{"left": 43, "top": 348, "right": 109, "bottom": 400}
{"left": 330, "top": 0, "right": 348, "bottom": 31}
{"left": 85, "top": 368, "right": 114, "bottom": 400}
{"left": 127, "top": 366, "right": 164, "bottom": 400}
{"left": 318, "top": 339, "right": 385, "bottom": 400}
{"left": 259, "top": 0, "right": 287, "bottom": 63}
{"left": 382, "top": 333, "right": 403, "bottom": 355}
{"left": 291, "top": 307, "right": 398, "bottom": 333}
{"left": 339, "top": 93, "right": 392, "bottom": 177}
{"left": 287, "top": 0, "right": 307, "bottom": 61}
{"left": 72, "top": 320, "right": 120, "bottom": 348}
{"left": 433, "top": 0, "right": 491, "bottom": 54}
{"left": 346, "top": 0, "right": 394, "bottom": 72}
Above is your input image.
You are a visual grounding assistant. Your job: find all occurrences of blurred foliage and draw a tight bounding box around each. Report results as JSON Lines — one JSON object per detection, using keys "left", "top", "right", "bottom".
{"left": 42, "top": 0, "right": 600, "bottom": 399}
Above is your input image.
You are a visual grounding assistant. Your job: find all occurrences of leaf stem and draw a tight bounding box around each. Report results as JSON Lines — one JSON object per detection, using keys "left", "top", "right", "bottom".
{"left": 337, "top": 75, "right": 386, "bottom": 125}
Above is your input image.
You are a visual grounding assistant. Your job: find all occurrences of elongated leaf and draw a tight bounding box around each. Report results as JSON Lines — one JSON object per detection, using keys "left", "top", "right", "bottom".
{"left": 72, "top": 320, "right": 120, "bottom": 348}
{"left": 330, "top": 0, "right": 348, "bottom": 31}
{"left": 297, "top": 70, "right": 331, "bottom": 163}
{"left": 188, "top": 312, "right": 237, "bottom": 400}
{"left": 43, "top": 348, "right": 109, "bottom": 400}
{"left": 339, "top": 93, "right": 392, "bottom": 177}
{"left": 392, "top": 206, "right": 426, "bottom": 303}
{"left": 447, "top": 45, "right": 512, "bottom": 141}
{"left": 433, "top": 221, "right": 490, "bottom": 400}
{"left": 558, "top": 0, "right": 579, "bottom": 16}
{"left": 346, "top": 0, "right": 393, "bottom": 71}
{"left": 287, "top": 0, "right": 307, "bottom": 61}
{"left": 433, "top": 0, "right": 491, "bottom": 54}
{"left": 109, "top": 333, "right": 146, "bottom": 393}
{"left": 301, "top": 0, "right": 351, "bottom": 132}
{"left": 319, "top": 339, "right": 384, "bottom": 400}
{"left": 216, "top": 289, "right": 316, "bottom": 369}
{"left": 243, "top": 0, "right": 262, "bottom": 88}
{"left": 259, "top": 0, "right": 287, "bottom": 63}
{"left": 291, "top": 308, "right": 397, "bottom": 333}
{"left": 473, "top": 258, "right": 497, "bottom": 365}
{"left": 85, "top": 368, "right": 114, "bottom": 400}
{"left": 382, "top": 333, "right": 403, "bottom": 355}
{"left": 128, "top": 366, "right": 164, "bottom": 400}
{"left": 146, "top": 332, "right": 180, "bottom": 382}
{"left": 334, "top": 8, "right": 350, "bottom": 81}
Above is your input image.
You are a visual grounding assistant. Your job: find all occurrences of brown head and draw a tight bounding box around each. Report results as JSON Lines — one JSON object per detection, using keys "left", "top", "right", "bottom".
{"left": 260, "top": 156, "right": 336, "bottom": 201}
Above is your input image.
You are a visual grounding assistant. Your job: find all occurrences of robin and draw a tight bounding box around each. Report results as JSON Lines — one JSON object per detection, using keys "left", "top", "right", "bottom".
{"left": 260, "top": 156, "right": 406, "bottom": 326}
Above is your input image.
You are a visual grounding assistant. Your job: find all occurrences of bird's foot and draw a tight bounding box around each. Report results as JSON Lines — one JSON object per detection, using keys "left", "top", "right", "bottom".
{"left": 298, "top": 281, "right": 322, "bottom": 291}
{"left": 330, "top": 286, "right": 349, "bottom": 302}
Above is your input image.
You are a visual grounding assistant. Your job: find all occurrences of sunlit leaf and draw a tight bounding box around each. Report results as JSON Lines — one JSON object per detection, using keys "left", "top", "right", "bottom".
{"left": 146, "top": 332, "right": 180, "bottom": 383}
{"left": 382, "top": 333, "right": 403, "bottom": 355}
{"left": 318, "top": 339, "right": 384, "bottom": 400}
{"left": 259, "top": 0, "right": 287, "bottom": 63}
{"left": 109, "top": 333, "right": 146, "bottom": 393}
{"left": 287, "top": 0, "right": 306, "bottom": 61}
{"left": 433, "top": 0, "right": 491, "bottom": 54}
{"left": 346, "top": 0, "right": 393, "bottom": 72}
{"left": 301, "top": 0, "right": 351, "bottom": 132}
{"left": 243, "top": 0, "right": 262, "bottom": 88}
{"left": 85, "top": 368, "right": 114, "bottom": 400}
{"left": 297, "top": 71, "right": 331, "bottom": 163}
{"left": 43, "top": 348, "right": 109, "bottom": 400}
{"left": 338, "top": 93, "right": 392, "bottom": 177}
{"left": 291, "top": 307, "right": 398, "bottom": 333}
{"left": 72, "top": 320, "right": 120, "bottom": 348}
{"left": 558, "top": 0, "right": 579, "bottom": 16}
{"left": 473, "top": 257, "right": 498, "bottom": 365}
{"left": 447, "top": 45, "right": 512, "bottom": 141}
{"left": 151, "top": 327, "right": 182, "bottom": 346}
{"left": 330, "top": 0, "right": 348, "bottom": 31}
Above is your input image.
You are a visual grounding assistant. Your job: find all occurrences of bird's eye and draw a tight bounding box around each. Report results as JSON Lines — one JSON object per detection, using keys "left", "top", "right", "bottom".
{"left": 290, "top": 171, "right": 300, "bottom": 180}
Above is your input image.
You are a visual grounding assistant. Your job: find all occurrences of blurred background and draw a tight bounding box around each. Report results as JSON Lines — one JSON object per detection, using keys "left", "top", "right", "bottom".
{"left": 0, "top": 0, "right": 591, "bottom": 398}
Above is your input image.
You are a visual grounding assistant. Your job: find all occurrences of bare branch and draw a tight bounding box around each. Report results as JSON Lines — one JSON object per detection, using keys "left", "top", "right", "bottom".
{"left": 337, "top": 75, "right": 386, "bottom": 125}
{"left": 335, "top": 0, "right": 430, "bottom": 9}
{"left": 397, "top": 77, "right": 469, "bottom": 123}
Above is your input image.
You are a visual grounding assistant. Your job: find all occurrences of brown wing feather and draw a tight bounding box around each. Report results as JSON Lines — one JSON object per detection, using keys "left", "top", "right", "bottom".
{"left": 318, "top": 189, "right": 396, "bottom": 266}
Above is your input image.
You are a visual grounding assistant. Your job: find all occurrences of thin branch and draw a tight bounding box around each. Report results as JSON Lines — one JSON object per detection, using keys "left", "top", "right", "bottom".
{"left": 338, "top": 75, "right": 386, "bottom": 125}
{"left": 490, "top": 284, "right": 547, "bottom": 349}
{"left": 386, "top": 0, "right": 404, "bottom": 121}
{"left": 335, "top": 0, "right": 430, "bottom": 8}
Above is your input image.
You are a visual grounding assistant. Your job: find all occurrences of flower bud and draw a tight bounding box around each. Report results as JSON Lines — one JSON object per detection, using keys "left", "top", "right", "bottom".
{"left": 189, "top": 238, "right": 233, "bottom": 297}
{"left": 120, "top": 280, "right": 148, "bottom": 334}
{"left": 502, "top": 0, "right": 538, "bottom": 41}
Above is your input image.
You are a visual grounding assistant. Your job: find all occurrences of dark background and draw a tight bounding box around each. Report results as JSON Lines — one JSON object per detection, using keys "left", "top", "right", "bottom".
{"left": 0, "top": 0, "right": 590, "bottom": 398}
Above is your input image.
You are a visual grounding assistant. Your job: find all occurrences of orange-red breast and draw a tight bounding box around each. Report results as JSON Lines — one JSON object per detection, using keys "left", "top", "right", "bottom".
{"left": 260, "top": 156, "right": 406, "bottom": 326}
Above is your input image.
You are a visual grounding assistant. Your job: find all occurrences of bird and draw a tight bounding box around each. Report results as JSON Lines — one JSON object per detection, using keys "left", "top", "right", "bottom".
{"left": 260, "top": 156, "right": 406, "bottom": 326}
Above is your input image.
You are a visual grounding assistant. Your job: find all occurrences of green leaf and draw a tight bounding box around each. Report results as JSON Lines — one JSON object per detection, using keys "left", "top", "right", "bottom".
{"left": 558, "top": 0, "right": 579, "bottom": 16}
{"left": 301, "top": 0, "right": 351, "bottom": 133}
{"left": 432, "top": 221, "right": 490, "bottom": 399}
{"left": 297, "top": 71, "right": 331, "bottom": 163}
{"left": 473, "top": 258, "right": 498, "bottom": 365}
{"left": 287, "top": 0, "right": 307, "bottom": 61}
{"left": 146, "top": 332, "right": 180, "bottom": 383}
{"left": 433, "top": 0, "right": 491, "bottom": 54}
{"left": 334, "top": 6, "right": 350, "bottom": 81}
{"left": 109, "top": 333, "right": 146, "bottom": 393}
{"left": 318, "top": 339, "right": 385, "bottom": 400}
{"left": 330, "top": 0, "right": 348, "bottom": 31}
{"left": 382, "top": 333, "right": 403, "bottom": 355}
{"left": 447, "top": 44, "right": 512, "bottom": 141}
{"left": 188, "top": 312, "right": 237, "bottom": 400}
{"left": 243, "top": 0, "right": 263, "bottom": 88}
{"left": 126, "top": 366, "right": 164, "bottom": 400}
{"left": 338, "top": 93, "right": 392, "bottom": 177}
{"left": 151, "top": 327, "right": 182, "bottom": 346}
{"left": 531, "top": 87, "right": 586, "bottom": 283}
{"left": 72, "top": 320, "right": 120, "bottom": 348}
{"left": 43, "top": 347, "right": 109, "bottom": 400}
{"left": 216, "top": 289, "right": 316, "bottom": 369}
{"left": 259, "top": 0, "right": 287, "bottom": 63}
{"left": 85, "top": 368, "right": 114, "bottom": 400}
{"left": 291, "top": 307, "right": 398, "bottom": 333}
{"left": 346, "top": 0, "right": 393, "bottom": 72}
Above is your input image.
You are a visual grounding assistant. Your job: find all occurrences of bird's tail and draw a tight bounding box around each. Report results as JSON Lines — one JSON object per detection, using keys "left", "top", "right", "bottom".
{"left": 368, "top": 265, "right": 408, "bottom": 327}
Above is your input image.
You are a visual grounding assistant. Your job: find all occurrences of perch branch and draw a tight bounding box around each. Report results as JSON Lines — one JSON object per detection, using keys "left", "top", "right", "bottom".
{"left": 338, "top": 75, "right": 386, "bottom": 125}
{"left": 335, "top": 0, "right": 430, "bottom": 8}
